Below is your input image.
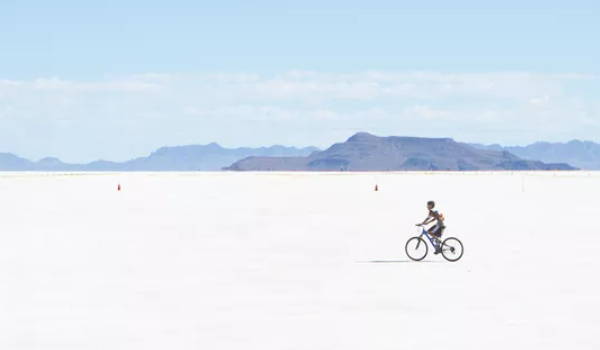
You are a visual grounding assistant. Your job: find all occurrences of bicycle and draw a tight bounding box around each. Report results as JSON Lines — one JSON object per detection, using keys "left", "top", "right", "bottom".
{"left": 405, "top": 225, "right": 464, "bottom": 262}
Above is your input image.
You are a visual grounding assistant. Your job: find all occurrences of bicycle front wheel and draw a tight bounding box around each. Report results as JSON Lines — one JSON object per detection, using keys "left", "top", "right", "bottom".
{"left": 441, "top": 237, "right": 464, "bottom": 262}
{"left": 405, "top": 237, "right": 428, "bottom": 261}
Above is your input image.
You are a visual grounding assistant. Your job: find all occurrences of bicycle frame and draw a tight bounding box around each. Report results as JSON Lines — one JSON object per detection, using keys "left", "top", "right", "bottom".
{"left": 417, "top": 227, "right": 441, "bottom": 249}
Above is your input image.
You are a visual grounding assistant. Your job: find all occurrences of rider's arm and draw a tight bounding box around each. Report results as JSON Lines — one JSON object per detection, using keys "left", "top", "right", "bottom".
{"left": 420, "top": 214, "right": 434, "bottom": 225}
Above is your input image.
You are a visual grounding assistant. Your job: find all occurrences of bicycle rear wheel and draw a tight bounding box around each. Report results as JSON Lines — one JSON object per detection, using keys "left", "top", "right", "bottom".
{"left": 405, "top": 237, "right": 428, "bottom": 261}
{"left": 441, "top": 237, "right": 464, "bottom": 262}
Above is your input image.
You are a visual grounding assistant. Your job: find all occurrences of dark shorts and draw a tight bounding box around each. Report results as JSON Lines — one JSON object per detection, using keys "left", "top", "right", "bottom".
{"left": 429, "top": 225, "right": 445, "bottom": 237}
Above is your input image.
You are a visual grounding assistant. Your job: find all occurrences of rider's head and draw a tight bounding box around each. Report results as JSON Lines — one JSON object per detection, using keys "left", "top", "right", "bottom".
{"left": 427, "top": 201, "right": 435, "bottom": 209}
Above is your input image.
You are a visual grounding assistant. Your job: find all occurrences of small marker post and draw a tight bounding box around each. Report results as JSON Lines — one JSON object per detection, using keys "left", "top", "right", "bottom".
{"left": 117, "top": 184, "right": 121, "bottom": 191}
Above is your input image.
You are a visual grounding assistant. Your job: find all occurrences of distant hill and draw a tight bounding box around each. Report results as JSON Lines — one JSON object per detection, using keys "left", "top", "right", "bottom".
{"left": 226, "top": 132, "right": 576, "bottom": 171}
{"left": 0, "top": 144, "right": 319, "bottom": 171}
{"left": 0, "top": 153, "right": 34, "bottom": 170}
{"left": 471, "top": 140, "right": 600, "bottom": 170}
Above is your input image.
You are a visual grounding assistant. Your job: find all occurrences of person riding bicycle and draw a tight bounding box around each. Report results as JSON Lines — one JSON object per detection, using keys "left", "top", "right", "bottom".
{"left": 417, "top": 200, "right": 445, "bottom": 253}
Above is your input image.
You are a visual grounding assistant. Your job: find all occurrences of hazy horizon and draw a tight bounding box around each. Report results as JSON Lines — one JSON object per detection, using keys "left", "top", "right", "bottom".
{"left": 3, "top": 132, "right": 600, "bottom": 164}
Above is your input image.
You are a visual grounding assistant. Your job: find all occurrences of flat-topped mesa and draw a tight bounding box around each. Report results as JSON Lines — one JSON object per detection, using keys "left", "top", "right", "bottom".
{"left": 347, "top": 132, "right": 454, "bottom": 144}
{"left": 226, "top": 132, "right": 576, "bottom": 171}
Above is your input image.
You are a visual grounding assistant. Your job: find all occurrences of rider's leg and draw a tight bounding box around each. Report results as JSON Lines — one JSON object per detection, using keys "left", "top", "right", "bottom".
{"left": 427, "top": 225, "right": 437, "bottom": 236}
{"left": 430, "top": 225, "right": 442, "bottom": 253}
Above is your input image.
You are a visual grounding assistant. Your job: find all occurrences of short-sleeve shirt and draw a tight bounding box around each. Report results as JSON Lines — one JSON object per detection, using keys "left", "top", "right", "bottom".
{"left": 429, "top": 209, "right": 444, "bottom": 227}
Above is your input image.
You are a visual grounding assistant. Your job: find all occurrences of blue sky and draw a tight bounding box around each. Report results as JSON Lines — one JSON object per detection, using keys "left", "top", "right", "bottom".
{"left": 1, "top": 1, "right": 599, "bottom": 162}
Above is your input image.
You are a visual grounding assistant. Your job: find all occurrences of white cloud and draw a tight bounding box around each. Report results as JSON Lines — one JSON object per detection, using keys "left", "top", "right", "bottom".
{"left": 0, "top": 77, "right": 162, "bottom": 94}
{"left": 0, "top": 71, "right": 598, "bottom": 162}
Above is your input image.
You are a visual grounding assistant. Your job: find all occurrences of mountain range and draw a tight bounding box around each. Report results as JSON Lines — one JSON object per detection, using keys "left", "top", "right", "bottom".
{"left": 226, "top": 133, "right": 575, "bottom": 171}
{"left": 470, "top": 140, "right": 600, "bottom": 170}
{"left": 0, "top": 144, "right": 318, "bottom": 171}
{"left": 2, "top": 133, "right": 598, "bottom": 171}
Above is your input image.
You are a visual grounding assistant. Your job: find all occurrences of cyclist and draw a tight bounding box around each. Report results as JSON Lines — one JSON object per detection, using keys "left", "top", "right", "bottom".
{"left": 416, "top": 200, "right": 445, "bottom": 253}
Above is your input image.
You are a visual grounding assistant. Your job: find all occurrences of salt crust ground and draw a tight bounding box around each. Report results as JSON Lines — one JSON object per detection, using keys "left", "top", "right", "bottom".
{"left": 0, "top": 171, "right": 598, "bottom": 349}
